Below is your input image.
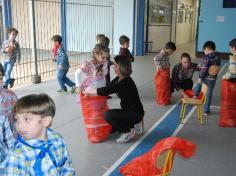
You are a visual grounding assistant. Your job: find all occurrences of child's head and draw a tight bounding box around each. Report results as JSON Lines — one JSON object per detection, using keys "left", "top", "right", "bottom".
{"left": 203, "top": 41, "right": 216, "bottom": 55}
{"left": 164, "top": 42, "right": 176, "bottom": 55}
{"left": 180, "top": 53, "right": 191, "bottom": 69}
{"left": 51, "top": 35, "right": 62, "bottom": 46}
{"left": 0, "top": 63, "right": 4, "bottom": 86}
{"left": 7, "top": 27, "right": 18, "bottom": 41}
{"left": 229, "top": 38, "right": 236, "bottom": 54}
{"left": 114, "top": 55, "right": 132, "bottom": 77}
{"left": 96, "top": 34, "right": 106, "bottom": 44}
{"left": 92, "top": 44, "right": 108, "bottom": 64}
{"left": 13, "top": 93, "right": 55, "bottom": 141}
{"left": 104, "top": 36, "right": 110, "bottom": 48}
{"left": 119, "top": 35, "right": 130, "bottom": 48}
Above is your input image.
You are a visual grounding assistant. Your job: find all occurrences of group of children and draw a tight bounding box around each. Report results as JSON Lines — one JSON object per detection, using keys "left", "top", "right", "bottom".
{"left": 1, "top": 25, "right": 236, "bottom": 174}
{"left": 0, "top": 26, "right": 135, "bottom": 174}
{"left": 154, "top": 38, "right": 236, "bottom": 115}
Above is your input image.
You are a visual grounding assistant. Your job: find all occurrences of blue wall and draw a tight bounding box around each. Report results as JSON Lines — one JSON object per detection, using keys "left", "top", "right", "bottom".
{"left": 197, "top": 0, "right": 236, "bottom": 53}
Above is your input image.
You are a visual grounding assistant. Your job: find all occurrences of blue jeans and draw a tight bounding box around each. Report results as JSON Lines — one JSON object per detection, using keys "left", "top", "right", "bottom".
{"left": 3, "top": 61, "right": 14, "bottom": 87}
{"left": 57, "top": 68, "right": 75, "bottom": 90}
{"left": 194, "top": 79, "right": 216, "bottom": 113}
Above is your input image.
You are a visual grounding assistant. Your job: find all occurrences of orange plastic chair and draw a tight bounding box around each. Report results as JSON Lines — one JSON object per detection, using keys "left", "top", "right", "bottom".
{"left": 156, "top": 149, "right": 174, "bottom": 176}
{"left": 180, "top": 83, "right": 208, "bottom": 125}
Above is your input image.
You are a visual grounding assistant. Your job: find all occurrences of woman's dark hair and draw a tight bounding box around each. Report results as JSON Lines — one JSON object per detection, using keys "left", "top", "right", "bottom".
{"left": 114, "top": 55, "right": 132, "bottom": 77}
{"left": 180, "top": 53, "right": 191, "bottom": 62}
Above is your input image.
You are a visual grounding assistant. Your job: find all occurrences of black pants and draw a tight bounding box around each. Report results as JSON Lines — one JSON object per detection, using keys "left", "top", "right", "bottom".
{"left": 181, "top": 78, "right": 193, "bottom": 90}
{"left": 172, "top": 78, "right": 193, "bottom": 92}
{"left": 105, "top": 109, "right": 143, "bottom": 133}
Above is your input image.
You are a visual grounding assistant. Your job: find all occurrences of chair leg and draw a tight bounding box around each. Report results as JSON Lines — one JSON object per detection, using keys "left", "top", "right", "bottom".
{"left": 181, "top": 104, "right": 187, "bottom": 124}
{"left": 180, "top": 103, "right": 184, "bottom": 119}
{"left": 200, "top": 105, "right": 203, "bottom": 125}
{"left": 197, "top": 105, "right": 200, "bottom": 120}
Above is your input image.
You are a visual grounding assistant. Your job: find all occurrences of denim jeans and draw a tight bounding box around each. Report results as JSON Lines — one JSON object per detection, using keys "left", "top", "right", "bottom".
{"left": 57, "top": 68, "right": 75, "bottom": 90}
{"left": 194, "top": 79, "right": 216, "bottom": 113}
{"left": 3, "top": 61, "right": 14, "bottom": 87}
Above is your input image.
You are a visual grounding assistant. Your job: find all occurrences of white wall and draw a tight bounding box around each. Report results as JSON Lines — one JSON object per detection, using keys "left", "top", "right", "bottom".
{"left": 113, "top": 0, "right": 134, "bottom": 55}
{"left": 176, "top": 0, "right": 194, "bottom": 45}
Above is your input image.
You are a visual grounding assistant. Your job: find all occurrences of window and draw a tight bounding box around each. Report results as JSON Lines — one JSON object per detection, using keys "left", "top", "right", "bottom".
{"left": 149, "top": 0, "right": 173, "bottom": 25}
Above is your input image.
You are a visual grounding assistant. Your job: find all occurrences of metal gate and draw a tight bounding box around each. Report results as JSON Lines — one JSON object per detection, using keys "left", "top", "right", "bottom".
{"left": 1, "top": 0, "right": 113, "bottom": 86}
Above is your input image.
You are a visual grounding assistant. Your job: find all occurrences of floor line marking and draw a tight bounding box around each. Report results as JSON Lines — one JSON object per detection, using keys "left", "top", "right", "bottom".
{"left": 103, "top": 61, "right": 227, "bottom": 176}
{"left": 102, "top": 100, "right": 181, "bottom": 176}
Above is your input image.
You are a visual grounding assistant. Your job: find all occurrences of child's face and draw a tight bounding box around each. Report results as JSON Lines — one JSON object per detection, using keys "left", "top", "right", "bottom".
{"left": 15, "top": 113, "right": 52, "bottom": 141}
{"left": 52, "top": 41, "right": 60, "bottom": 48}
{"left": 122, "top": 42, "right": 129, "bottom": 49}
{"left": 95, "top": 52, "right": 107, "bottom": 64}
{"left": 203, "top": 47, "right": 214, "bottom": 55}
{"left": 164, "top": 48, "right": 174, "bottom": 55}
{"left": 8, "top": 31, "right": 17, "bottom": 41}
{"left": 230, "top": 46, "right": 236, "bottom": 54}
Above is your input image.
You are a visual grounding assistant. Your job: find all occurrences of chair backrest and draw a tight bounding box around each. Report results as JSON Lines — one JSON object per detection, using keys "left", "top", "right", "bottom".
{"left": 200, "top": 83, "right": 208, "bottom": 104}
{"left": 156, "top": 149, "right": 174, "bottom": 176}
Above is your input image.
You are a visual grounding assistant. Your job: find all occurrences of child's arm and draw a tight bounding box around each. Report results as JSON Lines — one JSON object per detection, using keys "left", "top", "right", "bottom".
{"left": 58, "top": 141, "right": 76, "bottom": 175}
{"left": 1, "top": 41, "right": 10, "bottom": 54}
{"left": 0, "top": 152, "right": 27, "bottom": 175}
{"left": 199, "top": 57, "right": 209, "bottom": 80}
{"left": 74, "top": 67, "right": 87, "bottom": 88}
{"left": 154, "top": 54, "right": 163, "bottom": 70}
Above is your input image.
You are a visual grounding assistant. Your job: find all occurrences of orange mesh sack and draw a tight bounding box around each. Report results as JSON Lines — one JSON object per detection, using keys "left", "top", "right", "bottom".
{"left": 119, "top": 137, "right": 196, "bottom": 176}
{"left": 154, "top": 68, "right": 171, "bottom": 105}
{"left": 80, "top": 93, "right": 112, "bottom": 143}
{"left": 219, "top": 80, "right": 236, "bottom": 127}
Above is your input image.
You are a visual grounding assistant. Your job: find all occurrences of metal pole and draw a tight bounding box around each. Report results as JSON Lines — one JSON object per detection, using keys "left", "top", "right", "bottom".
{"left": 145, "top": 0, "right": 149, "bottom": 53}
{"left": 29, "top": 0, "right": 41, "bottom": 83}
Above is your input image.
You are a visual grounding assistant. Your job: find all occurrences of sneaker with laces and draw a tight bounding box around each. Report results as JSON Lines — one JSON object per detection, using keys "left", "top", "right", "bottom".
{"left": 134, "top": 120, "right": 144, "bottom": 135}
{"left": 116, "top": 129, "right": 135, "bottom": 143}
{"left": 57, "top": 88, "right": 67, "bottom": 93}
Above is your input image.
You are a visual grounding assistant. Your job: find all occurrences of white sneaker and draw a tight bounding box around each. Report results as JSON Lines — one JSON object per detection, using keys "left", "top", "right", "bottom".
{"left": 134, "top": 120, "right": 144, "bottom": 135}
{"left": 116, "top": 129, "right": 136, "bottom": 143}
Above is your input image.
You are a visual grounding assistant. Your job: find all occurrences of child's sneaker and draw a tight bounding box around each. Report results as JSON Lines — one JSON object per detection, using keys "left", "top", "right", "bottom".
{"left": 71, "top": 86, "right": 77, "bottom": 94}
{"left": 57, "top": 88, "right": 67, "bottom": 93}
{"left": 116, "top": 128, "right": 135, "bottom": 143}
{"left": 9, "top": 78, "right": 15, "bottom": 88}
{"left": 134, "top": 120, "right": 144, "bottom": 135}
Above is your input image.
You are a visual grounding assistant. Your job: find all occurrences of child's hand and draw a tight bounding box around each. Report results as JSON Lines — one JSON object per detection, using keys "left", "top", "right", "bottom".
{"left": 6, "top": 43, "right": 15, "bottom": 54}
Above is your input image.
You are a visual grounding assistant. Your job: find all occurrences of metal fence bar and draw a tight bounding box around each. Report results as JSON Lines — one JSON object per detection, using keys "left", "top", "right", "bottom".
{"left": 1, "top": 0, "right": 114, "bottom": 87}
